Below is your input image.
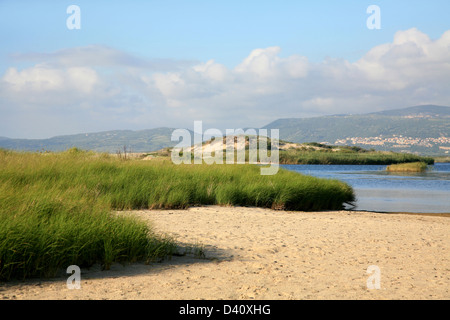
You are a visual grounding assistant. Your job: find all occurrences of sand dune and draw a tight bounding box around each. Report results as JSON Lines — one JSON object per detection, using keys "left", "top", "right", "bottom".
{"left": 1, "top": 206, "right": 448, "bottom": 300}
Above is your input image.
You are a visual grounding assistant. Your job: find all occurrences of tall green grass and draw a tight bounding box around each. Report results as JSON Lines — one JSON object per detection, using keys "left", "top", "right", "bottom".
{"left": 279, "top": 150, "right": 435, "bottom": 165}
{"left": 0, "top": 148, "right": 355, "bottom": 280}
{"left": 386, "top": 162, "right": 428, "bottom": 172}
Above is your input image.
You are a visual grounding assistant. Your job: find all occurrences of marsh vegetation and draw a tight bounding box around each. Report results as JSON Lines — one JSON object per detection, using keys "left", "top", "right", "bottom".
{"left": 0, "top": 148, "right": 354, "bottom": 280}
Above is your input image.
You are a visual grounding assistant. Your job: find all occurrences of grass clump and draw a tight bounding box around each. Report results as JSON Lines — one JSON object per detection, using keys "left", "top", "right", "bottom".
{"left": 434, "top": 157, "right": 450, "bottom": 163}
{"left": 0, "top": 151, "right": 178, "bottom": 281}
{"left": 146, "top": 140, "right": 436, "bottom": 165}
{"left": 278, "top": 148, "right": 435, "bottom": 165}
{"left": 386, "top": 162, "right": 429, "bottom": 172}
{"left": 0, "top": 149, "right": 355, "bottom": 281}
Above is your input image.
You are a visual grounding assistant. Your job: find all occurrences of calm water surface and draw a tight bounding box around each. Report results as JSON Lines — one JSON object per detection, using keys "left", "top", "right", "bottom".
{"left": 282, "top": 163, "right": 450, "bottom": 213}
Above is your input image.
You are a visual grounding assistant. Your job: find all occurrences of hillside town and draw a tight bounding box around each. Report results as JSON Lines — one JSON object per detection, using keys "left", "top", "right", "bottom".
{"left": 335, "top": 135, "right": 450, "bottom": 152}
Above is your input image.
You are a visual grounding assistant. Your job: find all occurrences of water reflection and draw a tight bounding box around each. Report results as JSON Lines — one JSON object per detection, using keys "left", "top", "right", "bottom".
{"left": 282, "top": 163, "right": 450, "bottom": 213}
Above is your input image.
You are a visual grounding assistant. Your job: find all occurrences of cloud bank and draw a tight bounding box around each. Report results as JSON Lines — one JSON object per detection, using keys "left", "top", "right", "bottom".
{"left": 1, "top": 28, "right": 450, "bottom": 138}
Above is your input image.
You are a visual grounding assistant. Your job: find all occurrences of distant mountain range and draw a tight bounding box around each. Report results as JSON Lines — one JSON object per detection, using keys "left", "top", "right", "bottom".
{"left": 0, "top": 127, "right": 182, "bottom": 153}
{"left": 1, "top": 105, "right": 449, "bottom": 155}
{"left": 263, "top": 105, "right": 450, "bottom": 155}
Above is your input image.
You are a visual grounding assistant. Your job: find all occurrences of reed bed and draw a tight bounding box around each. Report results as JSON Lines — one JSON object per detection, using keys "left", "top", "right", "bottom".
{"left": 0, "top": 148, "right": 354, "bottom": 280}
{"left": 279, "top": 150, "right": 435, "bottom": 165}
{"left": 386, "top": 162, "right": 429, "bottom": 172}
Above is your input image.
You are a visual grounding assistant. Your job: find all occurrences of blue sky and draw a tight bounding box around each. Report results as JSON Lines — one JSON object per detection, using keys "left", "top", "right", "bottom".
{"left": 2, "top": 0, "right": 449, "bottom": 68}
{"left": 1, "top": 1, "right": 450, "bottom": 138}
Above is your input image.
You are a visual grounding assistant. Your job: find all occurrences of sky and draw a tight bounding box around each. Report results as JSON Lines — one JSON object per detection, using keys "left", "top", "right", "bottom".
{"left": 1, "top": 0, "right": 450, "bottom": 139}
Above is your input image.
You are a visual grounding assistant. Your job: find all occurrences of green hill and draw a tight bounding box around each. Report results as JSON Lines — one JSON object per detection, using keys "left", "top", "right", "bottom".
{"left": 1, "top": 105, "right": 448, "bottom": 155}
{"left": 262, "top": 105, "right": 450, "bottom": 155}
{"left": 0, "top": 128, "right": 185, "bottom": 153}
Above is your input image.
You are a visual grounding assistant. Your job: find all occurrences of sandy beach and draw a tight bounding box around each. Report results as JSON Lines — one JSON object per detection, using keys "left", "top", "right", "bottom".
{"left": 1, "top": 206, "right": 449, "bottom": 300}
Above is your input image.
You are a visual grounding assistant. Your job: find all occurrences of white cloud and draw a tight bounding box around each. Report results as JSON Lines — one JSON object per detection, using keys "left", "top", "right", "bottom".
{"left": 3, "top": 66, "right": 65, "bottom": 92}
{"left": 3, "top": 66, "right": 99, "bottom": 94}
{"left": 11, "top": 45, "right": 196, "bottom": 71}
{"left": 234, "top": 46, "right": 308, "bottom": 80}
{"left": 1, "top": 28, "right": 450, "bottom": 138}
{"left": 354, "top": 28, "right": 450, "bottom": 90}
{"left": 192, "top": 60, "right": 230, "bottom": 82}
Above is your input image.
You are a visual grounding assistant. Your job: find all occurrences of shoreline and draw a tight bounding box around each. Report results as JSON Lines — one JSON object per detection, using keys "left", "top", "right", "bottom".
{"left": 1, "top": 206, "right": 449, "bottom": 300}
{"left": 348, "top": 209, "right": 450, "bottom": 218}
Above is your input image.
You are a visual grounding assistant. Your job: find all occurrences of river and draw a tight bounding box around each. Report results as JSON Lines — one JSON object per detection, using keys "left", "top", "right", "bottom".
{"left": 282, "top": 163, "right": 450, "bottom": 213}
